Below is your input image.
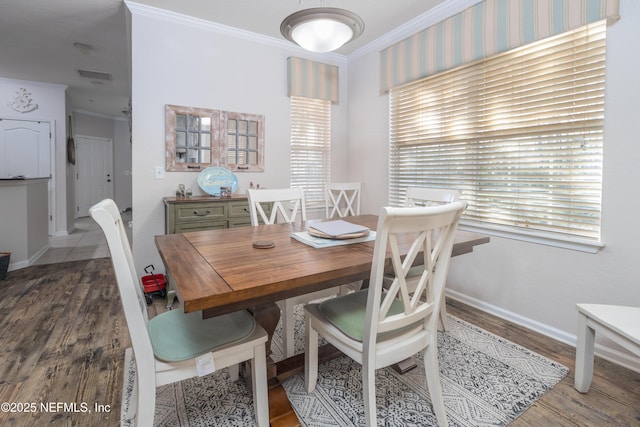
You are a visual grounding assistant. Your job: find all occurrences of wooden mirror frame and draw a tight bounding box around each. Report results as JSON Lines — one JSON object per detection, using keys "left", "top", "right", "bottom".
{"left": 166, "top": 105, "right": 264, "bottom": 172}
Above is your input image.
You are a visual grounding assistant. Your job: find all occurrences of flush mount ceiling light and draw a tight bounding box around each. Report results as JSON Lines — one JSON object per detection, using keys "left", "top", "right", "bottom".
{"left": 280, "top": 7, "right": 364, "bottom": 53}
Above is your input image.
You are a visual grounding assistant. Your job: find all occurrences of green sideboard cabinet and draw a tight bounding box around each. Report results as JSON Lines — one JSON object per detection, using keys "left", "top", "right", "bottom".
{"left": 164, "top": 195, "right": 269, "bottom": 233}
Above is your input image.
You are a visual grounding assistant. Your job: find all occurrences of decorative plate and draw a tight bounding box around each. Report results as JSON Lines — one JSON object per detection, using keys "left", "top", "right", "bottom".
{"left": 197, "top": 167, "right": 238, "bottom": 197}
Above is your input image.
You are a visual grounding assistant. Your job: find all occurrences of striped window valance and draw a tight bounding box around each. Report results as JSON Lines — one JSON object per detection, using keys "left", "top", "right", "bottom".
{"left": 380, "top": 0, "right": 619, "bottom": 93}
{"left": 287, "top": 57, "right": 339, "bottom": 104}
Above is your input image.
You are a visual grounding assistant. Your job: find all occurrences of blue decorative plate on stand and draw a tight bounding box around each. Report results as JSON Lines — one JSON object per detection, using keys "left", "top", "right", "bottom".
{"left": 197, "top": 167, "right": 238, "bottom": 197}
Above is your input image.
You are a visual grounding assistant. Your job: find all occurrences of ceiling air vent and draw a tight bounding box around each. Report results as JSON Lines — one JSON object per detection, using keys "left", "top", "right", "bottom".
{"left": 77, "top": 69, "right": 112, "bottom": 81}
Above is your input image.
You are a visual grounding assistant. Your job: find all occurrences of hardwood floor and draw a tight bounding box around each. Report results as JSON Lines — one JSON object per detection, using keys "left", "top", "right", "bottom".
{"left": 0, "top": 258, "right": 129, "bottom": 427}
{"left": 447, "top": 299, "right": 640, "bottom": 426}
{"left": 0, "top": 258, "right": 638, "bottom": 426}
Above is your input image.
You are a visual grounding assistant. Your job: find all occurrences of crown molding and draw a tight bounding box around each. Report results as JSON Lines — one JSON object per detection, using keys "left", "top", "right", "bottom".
{"left": 124, "top": 0, "right": 483, "bottom": 66}
{"left": 124, "top": 1, "right": 347, "bottom": 65}
{"left": 73, "top": 108, "right": 128, "bottom": 121}
{"left": 125, "top": 1, "right": 284, "bottom": 48}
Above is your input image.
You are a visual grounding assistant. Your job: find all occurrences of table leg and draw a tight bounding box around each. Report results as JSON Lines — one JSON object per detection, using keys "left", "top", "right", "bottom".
{"left": 574, "top": 312, "right": 596, "bottom": 393}
{"left": 249, "top": 302, "right": 302, "bottom": 427}
{"left": 250, "top": 303, "right": 279, "bottom": 368}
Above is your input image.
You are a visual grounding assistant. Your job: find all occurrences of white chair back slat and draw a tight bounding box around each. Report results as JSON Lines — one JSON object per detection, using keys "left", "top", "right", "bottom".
{"left": 405, "top": 187, "right": 460, "bottom": 207}
{"left": 326, "top": 182, "right": 361, "bottom": 219}
{"left": 247, "top": 188, "right": 306, "bottom": 225}
{"left": 371, "top": 203, "right": 465, "bottom": 336}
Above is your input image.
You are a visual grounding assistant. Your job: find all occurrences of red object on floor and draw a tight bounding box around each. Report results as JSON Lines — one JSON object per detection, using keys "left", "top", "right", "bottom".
{"left": 141, "top": 273, "right": 166, "bottom": 293}
{"left": 141, "top": 264, "right": 167, "bottom": 305}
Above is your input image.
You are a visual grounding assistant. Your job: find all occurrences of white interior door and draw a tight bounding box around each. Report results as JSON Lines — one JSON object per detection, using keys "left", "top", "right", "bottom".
{"left": 76, "top": 135, "right": 113, "bottom": 217}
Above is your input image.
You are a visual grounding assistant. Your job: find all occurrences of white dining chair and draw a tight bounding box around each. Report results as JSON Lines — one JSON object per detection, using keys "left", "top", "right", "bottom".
{"left": 387, "top": 187, "right": 461, "bottom": 331}
{"left": 325, "top": 182, "right": 361, "bottom": 219}
{"left": 90, "top": 199, "right": 269, "bottom": 427}
{"left": 305, "top": 201, "right": 466, "bottom": 427}
{"left": 324, "top": 182, "right": 364, "bottom": 295}
{"left": 405, "top": 186, "right": 460, "bottom": 207}
{"left": 247, "top": 188, "right": 341, "bottom": 358}
{"left": 247, "top": 187, "right": 307, "bottom": 225}
{"left": 574, "top": 303, "right": 640, "bottom": 393}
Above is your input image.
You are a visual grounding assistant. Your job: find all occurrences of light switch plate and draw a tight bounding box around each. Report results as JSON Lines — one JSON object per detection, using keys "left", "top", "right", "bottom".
{"left": 154, "top": 166, "right": 165, "bottom": 179}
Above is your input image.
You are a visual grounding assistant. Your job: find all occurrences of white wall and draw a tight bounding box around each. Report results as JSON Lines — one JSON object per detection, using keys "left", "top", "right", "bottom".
{"left": 114, "top": 119, "right": 132, "bottom": 211}
{"left": 75, "top": 111, "right": 117, "bottom": 137}
{"left": 128, "top": 8, "right": 348, "bottom": 271}
{"left": 347, "top": 0, "right": 640, "bottom": 371}
{"left": 346, "top": 52, "right": 390, "bottom": 211}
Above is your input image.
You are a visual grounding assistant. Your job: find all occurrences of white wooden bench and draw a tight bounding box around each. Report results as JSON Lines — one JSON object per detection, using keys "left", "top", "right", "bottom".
{"left": 574, "top": 303, "right": 640, "bottom": 392}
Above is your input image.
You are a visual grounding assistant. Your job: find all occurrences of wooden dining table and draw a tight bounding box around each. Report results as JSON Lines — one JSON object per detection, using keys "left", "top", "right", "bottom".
{"left": 155, "top": 214, "right": 489, "bottom": 426}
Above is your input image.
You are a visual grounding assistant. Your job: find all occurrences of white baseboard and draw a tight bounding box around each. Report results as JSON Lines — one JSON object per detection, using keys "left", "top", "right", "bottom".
{"left": 8, "top": 259, "right": 29, "bottom": 271}
{"left": 7, "top": 244, "right": 51, "bottom": 272}
{"left": 446, "top": 289, "right": 640, "bottom": 374}
{"left": 28, "top": 245, "right": 51, "bottom": 266}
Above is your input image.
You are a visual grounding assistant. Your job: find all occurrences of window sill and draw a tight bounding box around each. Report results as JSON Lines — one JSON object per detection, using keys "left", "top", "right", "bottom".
{"left": 459, "top": 221, "right": 605, "bottom": 254}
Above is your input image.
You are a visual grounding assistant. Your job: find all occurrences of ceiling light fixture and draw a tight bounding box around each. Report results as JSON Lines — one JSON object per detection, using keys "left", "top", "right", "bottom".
{"left": 280, "top": 7, "right": 364, "bottom": 53}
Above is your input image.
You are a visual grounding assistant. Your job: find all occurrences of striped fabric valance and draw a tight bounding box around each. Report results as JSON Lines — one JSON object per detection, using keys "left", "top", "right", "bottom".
{"left": 380, "top": 0, "right": 620, "bottom": 93}
{"left": 287, "top": 56, "right": 339, "bottom": 104}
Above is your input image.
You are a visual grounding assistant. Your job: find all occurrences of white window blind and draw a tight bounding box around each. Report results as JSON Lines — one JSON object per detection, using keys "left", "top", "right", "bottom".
{"left": 389, "top": 21, "right": 606, "bottom": 242}
{"left": 290, "top": 96, "right": 331, "bottom": 210}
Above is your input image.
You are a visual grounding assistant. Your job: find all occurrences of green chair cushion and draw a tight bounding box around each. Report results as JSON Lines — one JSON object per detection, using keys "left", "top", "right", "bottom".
{"left": 319, "top": 290, "right": 408, "bottom": 342}
{"left": 148, "top": 309, "right": 255, "bottom": 362}
{"left": 384, "top": 265, "right": 423, "bottom": 281}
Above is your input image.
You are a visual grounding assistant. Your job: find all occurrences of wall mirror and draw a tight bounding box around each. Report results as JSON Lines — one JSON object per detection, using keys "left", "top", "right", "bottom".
{"left": 221, "top": 111, "right": 264, "bottom": 172}
{"left": 165, "top": 105, "right": 220, "bottom": 172}
{"left": 166, "top": 105, "right": 264, "bottom": 172}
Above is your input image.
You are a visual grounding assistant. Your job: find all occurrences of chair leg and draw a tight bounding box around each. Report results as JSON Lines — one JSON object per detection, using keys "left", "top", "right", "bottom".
{"left": 362, "top": 360, "right": 377, "bottom": 427}
{"left": 136, "top": 366, "right": 157, "bottom": 427}
{"left": 251, "top": 345, "right": 269, "bottom": 427}
{"left": 439, "top": 293, "right": 449, "bottom": 331}
{"left": 424, "top": 343, "right": 448, "bottom": 427}
{"left": 574, "top": 312, "right": 596, "bottom": 393}
{"left": 305, "top": 317, "right": 319, "bottom": 392}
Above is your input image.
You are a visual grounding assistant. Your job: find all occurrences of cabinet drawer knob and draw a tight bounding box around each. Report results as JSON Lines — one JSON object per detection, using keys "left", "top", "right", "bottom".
{"left": 194, "top": 210, "right": 211, "bottom": 216}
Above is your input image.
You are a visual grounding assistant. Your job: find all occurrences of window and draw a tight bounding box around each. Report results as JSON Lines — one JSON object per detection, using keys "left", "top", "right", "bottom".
{"left": 389, "top": 22, "right": 606, "bottom": 249}
{"left": 290, "top": 96, "right": 331, "bottom": 211}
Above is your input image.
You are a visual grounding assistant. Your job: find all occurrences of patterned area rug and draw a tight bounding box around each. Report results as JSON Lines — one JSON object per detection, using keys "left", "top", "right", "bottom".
{"left": 122, "top": 307, "right": 568, "bottom": 426}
